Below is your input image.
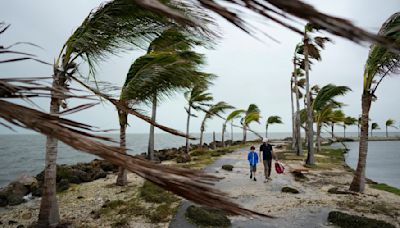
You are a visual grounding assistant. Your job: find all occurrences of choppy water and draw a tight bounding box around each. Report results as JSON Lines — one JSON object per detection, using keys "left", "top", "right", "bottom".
{"left": 0, "top": 132, "right": 292, "bottom": 187}
{"left": 334, "top": 141, "right": 400, "bottom": 188}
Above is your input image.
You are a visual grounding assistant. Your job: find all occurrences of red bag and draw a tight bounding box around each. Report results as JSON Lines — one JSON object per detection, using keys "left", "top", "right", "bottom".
{"left": 275, "top": 161, "right": 285, "bottom": 174}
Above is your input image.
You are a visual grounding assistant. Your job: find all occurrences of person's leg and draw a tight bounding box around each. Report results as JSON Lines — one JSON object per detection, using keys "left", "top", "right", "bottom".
{"left": 263, "top": 160, "right": 268, "bottom": 179}
{"left": 267, "top": 159, "right": 272, "bottom": 178}
{"left": 250, "top": 165, "right": 252, "bottom": 179}
{"left": 253, "top": 165, "right": 257, "bottom": 181}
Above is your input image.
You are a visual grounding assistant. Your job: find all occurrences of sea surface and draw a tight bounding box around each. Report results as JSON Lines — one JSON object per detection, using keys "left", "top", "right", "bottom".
{"left": 0, "top": 132, "right": 292, "bottom": 187}
{"left": 334, "top": 140, "right": 400, "bottom": 188}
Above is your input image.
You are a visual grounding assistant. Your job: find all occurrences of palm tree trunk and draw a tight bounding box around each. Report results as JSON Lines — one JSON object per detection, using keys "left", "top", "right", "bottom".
{"left": 116, "top": 108, "right": 128, "bottom": 186}
{"left": 231, "top": 122, "right": 233, "bottom": 141}
{"left": 304, "top": 37, "right": 315, "bottom": 165}
{"left": 293, "top": 59, "right": 303, "bottom": 156}
{"left": 212, "top": 131, "right": 216, "bottom": 149}
{"left": 290, "top": 76, "right": 296, "bottom": 149}
{"left": 200, "top": 119, "right": 205, "bottom": 149}
{"left": 243, "top": 125, "right": 247, "bottom": 144}
{"left": 266, "top": 124, "right": 269, "bottom": 138}
{"left": 222, "top": 123, "right": 226, "bottom": 147}
{"left": 350, "top": 94, "right": 372, "bottom": 192}
{"left": 386, "top": 126, "right": 388, "bottom": 137}
{"left": 38, "top": 70, "right": 64, "bottom": 227}
{"left": 185, "top": 106, "right": 191, "bottom": 153}
{"left": 331, "top": 124, "right": 334, "bottom": 139}
{"left": 147, "top": 94, "right": 157, "bottom": 160}
{"left": 344, "top": 126, "right": 346, "bottom": 138}
{"left": 316, "top": 123, "right": 321, "bottom": 152}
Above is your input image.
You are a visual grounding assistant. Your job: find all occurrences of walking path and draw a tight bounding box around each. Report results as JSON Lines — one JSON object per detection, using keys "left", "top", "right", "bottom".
{"left": 170, "top": 146, "right": 400, "bottom": 227}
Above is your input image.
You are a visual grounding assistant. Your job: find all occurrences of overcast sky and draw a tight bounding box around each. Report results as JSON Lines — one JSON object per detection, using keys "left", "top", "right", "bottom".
{"left": 1, "top": 0, "right": 399, "bottom": 135}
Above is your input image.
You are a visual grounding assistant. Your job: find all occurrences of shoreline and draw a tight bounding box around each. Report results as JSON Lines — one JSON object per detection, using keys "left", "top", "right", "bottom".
{"left": 1, "top": 141, "right": 399, "bottom": 227}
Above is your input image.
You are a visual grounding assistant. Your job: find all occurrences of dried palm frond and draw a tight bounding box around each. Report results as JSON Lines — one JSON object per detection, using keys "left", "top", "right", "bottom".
{"left": 0, "top": 99, "right": 272, "bottom": 218}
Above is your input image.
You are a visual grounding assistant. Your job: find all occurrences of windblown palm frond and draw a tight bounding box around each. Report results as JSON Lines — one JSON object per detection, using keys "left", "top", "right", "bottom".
{"left": 226, "top": 109, "right": 246, "bottom": 122}
{"left": 371, "top": 122, "right": 380, "bottom": 130}
{"left": 343, "top": 116, "right": 358, "bottom": 126}
{"left": 386, "top": 119, "right": 396, "bottom": 127}
{"left": 267, "top": 115, "right": 283, "bottom": 125}
{"left": 365, "top": 12, "right": 400, "bottom": 94}
{"left": 313, "top": 84, "right": 351, "bottom": 111}
{"left": 0, "top": 99, "right": 270, "bottom": 218}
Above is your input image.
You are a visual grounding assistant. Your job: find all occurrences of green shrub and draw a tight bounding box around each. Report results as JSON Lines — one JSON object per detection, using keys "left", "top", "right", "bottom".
{"left": 328, "top": 211, "right": 395, "bottom": 228}
{"left": 139, "top": 181, "right": 179, "bottom": 204}
{"left": 185, "top": 205, "right": 231, "bottom": 227}
{"left": 370, "top": 183, "right": 400, "bottom": 196}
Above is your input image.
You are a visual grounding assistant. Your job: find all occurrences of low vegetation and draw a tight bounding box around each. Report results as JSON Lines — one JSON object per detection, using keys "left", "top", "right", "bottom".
{"left": 185, "top": 205, "right": 231, "bottom": 227}
{"left": 328, "top": 211, "right": 396, "bottom": 228}
{"left": 370, "top": 183, "right": 400, "bottom": 196}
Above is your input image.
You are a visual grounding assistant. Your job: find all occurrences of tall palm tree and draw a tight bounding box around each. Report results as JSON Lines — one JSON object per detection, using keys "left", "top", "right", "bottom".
{"left": 292, "top": 43, "right": 305, "bottom": 156}
{"left": 300, "top": 23, "right": 331, "bottom": 165}
{"left": 144, "top": 28, "right": 209, "bottom": 161}
{"left": 385, "top": 118, "right": 396, "bottom": 137}
{"left": 350, "top": 12, "right": 400, "bottom": 193}
{"left": 118, "top": 45, "right": 207, "bottom": 184}
{"left": 241, "top": 104, "right": 261, "bottom": 144}
{"left": 199, "top": 101, "right": 234, "bottom": 148}
{"left": 313, "top": 84, "right": 350, "bottom": 152}
{"left": 222, "top": 109, "right": 245, "bottom": 147}
{"left": 265, "top": 115, "right": 283, "bottom": 138}
{"left": 343, "top": 116, "right": 358, "bottom": 138}
{"left": 371, "top": 122, "right": 380, "bottom": 137}
{"left": 184, "top": 85, "right": 214, "bottom": 154}
{"left": 38, "top": 1, "right": 215, "bottom": 225}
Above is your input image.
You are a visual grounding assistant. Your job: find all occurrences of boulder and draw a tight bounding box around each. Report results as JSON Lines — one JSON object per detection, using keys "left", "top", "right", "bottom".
{"left": 221, "top": 164, "right": 233, "bottom": 171}
{"left": 328, "top": 211, "right": 395, "bottom": 228}
{"left": 0, "top": 181, "right": 29, "bottom": 206}
{"left": 281, "top": 186, "right": 299, "bottom": 194}
{"left": 56, "top": 179, "right": 70, "bottom": 192}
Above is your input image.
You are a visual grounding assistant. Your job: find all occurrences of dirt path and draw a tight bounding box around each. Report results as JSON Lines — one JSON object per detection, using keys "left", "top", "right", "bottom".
{"left": 170, "top": 148, "right": 333, "bottom": 228}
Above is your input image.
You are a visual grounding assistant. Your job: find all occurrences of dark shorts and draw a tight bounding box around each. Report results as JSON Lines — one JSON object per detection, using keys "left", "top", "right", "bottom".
{"left": 250, "top": 165, "right": 257, "bottom": 172}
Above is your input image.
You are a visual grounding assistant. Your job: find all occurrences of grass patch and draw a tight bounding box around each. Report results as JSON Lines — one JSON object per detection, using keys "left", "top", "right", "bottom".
{"left": 148, "top": 204, "right": 173, "bottom": 223}
{"left": 370, "top": 183, "right": 400, "bottom": 196}
{"left": 185, "top": 205, "right": 231, "bottom": 227}
{"left": 99, "top": 200, "right": 126, "bottom": 215}
{"left": 328, "top": 211, "right": 395, "bottom": 228}
{"left": 139, "top": 181, "right": 179, "bottom": 204}
{"left": 111, "top": 217, "right": 129, "bottom": 228}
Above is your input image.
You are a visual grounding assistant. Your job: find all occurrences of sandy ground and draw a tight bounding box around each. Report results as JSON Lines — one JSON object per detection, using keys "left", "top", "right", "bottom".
{"left": 170, "top": 146, "right": 400, "bottom": 228}
{"left": 0, "top": 173, "right": 170, "bottom": 228}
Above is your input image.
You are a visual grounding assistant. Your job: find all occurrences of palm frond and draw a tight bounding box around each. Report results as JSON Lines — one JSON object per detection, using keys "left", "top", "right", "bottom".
{"left": 226, "top": 109, "right": 246, "bottom": 122}
{"left": 371, "top": 122, "right": 380, "bottom": 130}
{"left": 267, "top": 115, "right": 283, "bottom": 125}
{"left": 386, "top": 118, "right": 396, "bottom": 127}
{"left": 313, "top": 84, "right": 351, "bottom": 111}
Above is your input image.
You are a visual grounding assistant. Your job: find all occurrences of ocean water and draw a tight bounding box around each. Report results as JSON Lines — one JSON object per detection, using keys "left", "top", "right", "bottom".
{"left": 0, "top": 132, "right": 291, "bottom": 187}
{"left": 334, "top": 141, "right": 400, "bottom": 188}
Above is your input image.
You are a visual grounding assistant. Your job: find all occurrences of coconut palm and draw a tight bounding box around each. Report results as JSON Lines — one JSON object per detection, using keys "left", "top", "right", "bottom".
{"left": 241, "top": 104, "right": 261, "bottom": 144}
{"left": 329, "top": 110, "right": 346, "bottom": 139}
{"left": 118, "top": 42, "right": 207, "bottom": 184}
{"left": 350, "top": 13, "right": 400, "bottom": 193}
{"left": 371, "top": 122, "right": 380, "bottom": 136}
{"left": 143, "top": 28, "right": 209, "bottom": 161}
{"left": 292, "top": 43, "right": 305, "bottom": 156}
{"left": 199, "top": 101, "right": 234, "bottom": 148}
{"left": 184, "top": 85, "right": 214, "bottom": 154}
{"left": 38, "top": 1, "right": 214, "bottom": 225}
{"left": 343, "top": 116, "right": 358, "bottom": 138}
{"left": 298, "top": 23, "right": 331, "bottom": 165}
{"left": 265, "top": 115, "right": 283, "bottom": 138}
{"left": 385, "top": 119, "right": 397, "bottom": 137}
{"left": 313, "top": 84, "right": 350, "bottom": 152}
{"left": 222, "top": 109, "right": 246, "bottom": 147}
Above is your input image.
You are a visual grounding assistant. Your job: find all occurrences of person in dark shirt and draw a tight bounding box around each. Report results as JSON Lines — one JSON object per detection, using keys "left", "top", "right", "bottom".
{"left": 259, "top": 138, "right": 276, "bottom": 182}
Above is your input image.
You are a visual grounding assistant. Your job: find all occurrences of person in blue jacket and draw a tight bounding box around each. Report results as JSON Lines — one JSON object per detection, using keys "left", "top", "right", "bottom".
{"left": 247, "top": 146, "right": 258, "bottom": 181}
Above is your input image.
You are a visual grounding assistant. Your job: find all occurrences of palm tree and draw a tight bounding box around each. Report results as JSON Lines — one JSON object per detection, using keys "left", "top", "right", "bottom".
{"left": 222, "top": 109, "right": 245, "bottom": 147}
{"left": 241, "top": 104, "right": 261, "bottom": 144}
{"left": 313, "top": 84, "right": 350, "bottom": 152}
{"left": 371, "top": 122, "right": 380, "bottom": 137}
{"left": 199, "top": 101, "right": 234, "bottom": 148}
{"left": 184, "top": 85, "right": 214, "bottom": 153}
{"left": 350, "top": 12, "right": 400, "bottom": 193}
{"left": 118, "top": 41, "right": 207, "bottom": 184}
{"left": 38, "top": 1, "right": 214, "bottom": 225}
{"left": 385, "top": 119, "right": 397, "bottom": 137}
{"left": 299, "top": 23, "right": 331, "bottom": 165}
{"left": 144, "top": 28, "right": 209, "bottom": 161}
{"left": 265, "top": 115, "right": 283, "bottom": 138}
{"left": 343, "top": 116, "right": 358, "bottom": 138}
{"left": 329, "top": 110, "right": 346, "bottom": 138}
{"left": 292, "top": 43, "right": 305, "bottom": 156}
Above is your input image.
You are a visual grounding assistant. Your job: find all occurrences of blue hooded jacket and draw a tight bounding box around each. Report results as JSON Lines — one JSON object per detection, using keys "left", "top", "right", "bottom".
{"left": 248, "top": 151, "right": 259, "bottom": 166}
